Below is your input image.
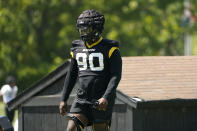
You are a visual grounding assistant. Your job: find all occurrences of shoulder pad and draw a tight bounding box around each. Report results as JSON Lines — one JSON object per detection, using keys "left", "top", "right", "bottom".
{"left": 71, "top": 39, "right": 84, "bottom": 48}
{"left": 102, "top": 38, "right": 119, "bottom": 47}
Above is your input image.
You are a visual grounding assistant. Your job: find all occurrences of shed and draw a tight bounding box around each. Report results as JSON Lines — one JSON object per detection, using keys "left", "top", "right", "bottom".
{"left": 8, "top": 56, "right": 197, "bottom": 131}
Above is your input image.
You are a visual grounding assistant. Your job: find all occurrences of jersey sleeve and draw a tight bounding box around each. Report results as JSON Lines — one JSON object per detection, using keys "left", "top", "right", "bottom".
{"left": 102, "top": 49, "right": 122, "bottom": 101}
{"left": 61, "top": 58, "right": 78, "bottom": 101}
{"left": 0, "top": 85, "right": 9, "bottom": 95}
{"left": 61, "top": 42, "right": 79, "bottom": 102}
{"left": 13, "top": 86, "right": 18, "bottom": 97}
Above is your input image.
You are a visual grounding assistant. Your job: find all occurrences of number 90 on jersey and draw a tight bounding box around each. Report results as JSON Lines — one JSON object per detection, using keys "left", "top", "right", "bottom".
{"left": 76, "top": 53, "right": 104, "bottom": 71}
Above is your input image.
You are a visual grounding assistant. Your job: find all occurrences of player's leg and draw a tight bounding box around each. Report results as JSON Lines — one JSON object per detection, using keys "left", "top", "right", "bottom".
{"left": 66, "top": 119, "right": 76, "bottom": 131}
{"left": 66, "top": 113, "right": 89, "bottom": 131}
{"left": 92, "top": 122, "right": 110, "bottom": 131}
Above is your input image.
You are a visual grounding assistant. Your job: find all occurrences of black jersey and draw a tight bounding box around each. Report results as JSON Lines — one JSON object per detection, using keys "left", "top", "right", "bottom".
{"left": 71, "top": 37, "right": 119, "bottom": 77}
{"left": 61, "top": 37, "right": 122, "bottom": 103}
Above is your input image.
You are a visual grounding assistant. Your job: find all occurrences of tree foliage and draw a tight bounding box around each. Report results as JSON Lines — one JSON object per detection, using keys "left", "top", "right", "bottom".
{"left": 0, "top": 0, "right": 195, "bottom": 91}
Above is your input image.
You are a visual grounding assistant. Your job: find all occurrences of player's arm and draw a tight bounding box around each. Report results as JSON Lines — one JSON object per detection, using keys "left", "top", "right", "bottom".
{"left": 60, "top": 56, "right": 78, "bottom": 115}
{"left": 61, "top": 58, "right": 78, "bottom": 102}
{"left": 0, "top": 87, "right": 6, "bottom": 102}
{"left": 103, "top": 49, "right": 122, "bottom": 100}
{"left": 99, "top": 49, "right": 122, "bottom": 108}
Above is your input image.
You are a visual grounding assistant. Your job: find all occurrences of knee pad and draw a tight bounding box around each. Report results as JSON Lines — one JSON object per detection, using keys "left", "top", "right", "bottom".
{"left": 67, "top": 114, "right": 84, "bottom": 131}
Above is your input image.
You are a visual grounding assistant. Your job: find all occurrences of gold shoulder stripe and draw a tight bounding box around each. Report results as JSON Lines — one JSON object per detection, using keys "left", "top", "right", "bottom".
{"left": 109, "top": 47, "right": 119, "bottom": 58}
{"left": 70, "top": 51, "right": 74, "bottom": 58}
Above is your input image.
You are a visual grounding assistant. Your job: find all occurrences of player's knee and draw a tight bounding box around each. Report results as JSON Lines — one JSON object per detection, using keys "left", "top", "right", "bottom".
{"left": 67, "top": 114, "right": 86, "bottom": 131}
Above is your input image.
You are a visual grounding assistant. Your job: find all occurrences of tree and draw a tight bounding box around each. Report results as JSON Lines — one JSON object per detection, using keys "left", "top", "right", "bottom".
{"left": 0, "top": 0, "right": 194, "bottom": 91}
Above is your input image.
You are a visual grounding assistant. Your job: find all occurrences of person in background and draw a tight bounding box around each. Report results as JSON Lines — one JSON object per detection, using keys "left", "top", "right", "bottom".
{"left": 0, "top": 76, "right": 18, "bottom": 123}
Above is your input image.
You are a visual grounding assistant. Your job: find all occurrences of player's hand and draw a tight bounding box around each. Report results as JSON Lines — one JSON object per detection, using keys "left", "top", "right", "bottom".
{"left": 59, "top": 101, "right": 67, "bottom": 116}
{"left": 97, "top": 98, "right": 108, "bottom": 111}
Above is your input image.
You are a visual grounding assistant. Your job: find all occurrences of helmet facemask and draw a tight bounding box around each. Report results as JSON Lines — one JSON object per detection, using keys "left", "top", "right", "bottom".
{"left": 78, "top": 25, "right": 100, "bottom": 44}
{"left": 76, "top": 9, "right": 105, "bottom": 44}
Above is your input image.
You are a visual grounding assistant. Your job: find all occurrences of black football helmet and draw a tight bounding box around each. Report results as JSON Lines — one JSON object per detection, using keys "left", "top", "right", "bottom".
{"left": 76, "top": 9, "right": 105, "bottom": 44}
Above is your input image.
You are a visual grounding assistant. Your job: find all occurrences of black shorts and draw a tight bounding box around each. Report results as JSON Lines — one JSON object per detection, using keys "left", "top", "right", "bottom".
{"left": 69, "top": 97, "right": 115, "bottom": 125}
{"left": 5, "top": 106, "right": 14, "bottom": 123}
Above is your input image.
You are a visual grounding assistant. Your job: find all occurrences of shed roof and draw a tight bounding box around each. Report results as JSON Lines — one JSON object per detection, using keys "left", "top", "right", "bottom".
{"left": 8, "top": 56, "right": 197, "bottom": 110}
{"left": 119, "top": 56, "right": 197, "bottom": 101}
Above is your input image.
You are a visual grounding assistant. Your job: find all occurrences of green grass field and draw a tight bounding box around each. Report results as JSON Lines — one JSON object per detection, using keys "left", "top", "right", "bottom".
{"left": 192, "top": 34, "right": 197, "bottom": 55}
{"left": 0, "top": 102, "right": 5, "bottom": 116}
{"left": 0, "top": 102, "right": 18, "bottom": 125}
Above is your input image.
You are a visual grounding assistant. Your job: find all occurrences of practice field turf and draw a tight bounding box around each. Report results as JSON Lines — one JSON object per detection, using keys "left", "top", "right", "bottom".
{"left": 192, "top": 34, "right": 197, "bottom": 55}
{"left": 0, "top": 102, "right": 18, "bottom": 124}
{"left": 0, "top": 102, "right": 5, "bottom": 116}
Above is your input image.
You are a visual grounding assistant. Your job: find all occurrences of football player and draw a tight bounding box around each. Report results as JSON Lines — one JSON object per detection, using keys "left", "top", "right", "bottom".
{"left": 59, "top": 9, "right": 122, "bottom": 131}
